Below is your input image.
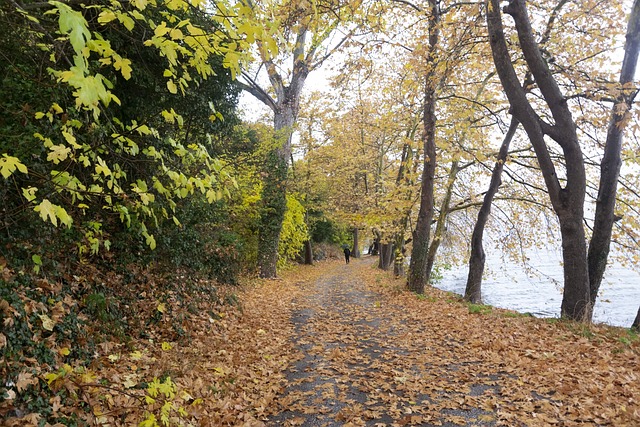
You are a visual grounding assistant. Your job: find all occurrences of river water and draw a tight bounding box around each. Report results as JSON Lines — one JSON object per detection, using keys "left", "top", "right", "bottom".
{"left": 435, "top": 250, "right": 639, "bottom": 328}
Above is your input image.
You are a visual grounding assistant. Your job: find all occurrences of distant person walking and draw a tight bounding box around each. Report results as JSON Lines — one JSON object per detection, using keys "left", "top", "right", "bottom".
{"left": 343, "top": 246, "right": 351, "bottom": 264}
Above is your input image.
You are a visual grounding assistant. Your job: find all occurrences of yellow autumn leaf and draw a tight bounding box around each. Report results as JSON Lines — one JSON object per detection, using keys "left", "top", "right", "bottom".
{"left": 157, "top": 302, "right": 166, "bottom": 313}
{"left": 167, "top": 80, "right": 178, "bottom": 94}
{"left": 0, "top": 154, "right": 28, "bottom": 179}
{"left": 98, "top": 10, "right": 117, "bottom": 24}
{"left": 59, "top": 347, "right": 71, "bottom": 356}
{"left": 39, "top": 314, "right": 55, "bottom": 331}
{"left": 113, "top": 56, "right": 132, "bottom": 80}
{"left": 161, "top": 341, "right": 172, "bottom": 350}
{"left": 34, "top": 199, "right": 57, "bottom": 226}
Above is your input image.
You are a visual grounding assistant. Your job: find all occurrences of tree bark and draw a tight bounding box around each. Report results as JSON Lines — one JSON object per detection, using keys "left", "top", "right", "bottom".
{"left": 304, "top": 239, "right": 313, "bottom": 265}
{"left": 257, "top": 106, "right": 298, "bottom": 278}
{"left": 352, "top": 227, "right": 360, "bottom": 258}
{"left": 632, "top": 305, "right": 640, "bottom": 331}
{"left": 241, "top": 26, "right": 313, "bottom": 278}
{"left": 393, "top": 232, "right": 407, "bottom": 278}
{"left": 465, "top": 117, "right": 519, "bottom": 303}
{"left": 425, "top": 161, "right": 458, "bottom": 285}
{"left": 379, "top": 242, "right": 394, "bottom": 271}
{"left": 587, "top": 0, "right": 640, "bottom": 306}
{"left": 487, "top": 0, "right": 590, "bottom": 321}
{"left": 407, "top": 0, "right": 440, "bottom": 294}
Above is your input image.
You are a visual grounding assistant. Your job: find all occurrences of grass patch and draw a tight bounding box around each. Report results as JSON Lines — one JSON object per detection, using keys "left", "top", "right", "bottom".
{"left": 468, "top": 303, "right": 492, "bottom": 315}
{"left": 415, "top": 293, "right": 437, "bottom": 302}
{"left": 502, "top": 311, "right": 534, "bottom": 319}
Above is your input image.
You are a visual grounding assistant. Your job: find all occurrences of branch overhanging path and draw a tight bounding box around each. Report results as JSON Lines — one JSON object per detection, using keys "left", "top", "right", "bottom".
{"left": 259, "top": 258, "right": 639, "bottom": 426}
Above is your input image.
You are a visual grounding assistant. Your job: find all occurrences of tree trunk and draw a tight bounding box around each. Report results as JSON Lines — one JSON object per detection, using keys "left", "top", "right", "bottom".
{"left": 487, "top": 0, "right": 591, "bottom": 321}
{"left": 257, "top": 151, "right": 288, "bottom": 278}
{"left": 352, "top": 227, "right": 360, "bottom": 258}
{"left": 587, "top": 0, "right": 640, "bottom": 307}
{"left": 425, "top": 161, "right": 458, "bottom": 285}
{"left": 407, "top": 0, "right": 440, "bottom": 294}
{"left": 393, "top": 233, "right": 406, "bottom": 278}
{"left": 632, "top": 306, "right": 640, "bottom": 331}
{"left": 379, "top": 243, "right": 394, "bottom": 270}
{"left": 465, "top": 117, "right": 519, "bottom": 303}
{"left": 304, "top": 239, "right": 313, "bottom": 265}
{"left": 371, "top": 230, "right": 381, "bottom": 255}
{"left": 558, "top": 213, "right": 591, "bottom": 321}
{"left": 257, "top": 106, "right": 296, "bottom": 278}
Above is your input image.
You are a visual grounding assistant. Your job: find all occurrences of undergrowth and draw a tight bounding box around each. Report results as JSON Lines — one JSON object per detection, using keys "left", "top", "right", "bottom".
{"left": 0, "top": 261, "right": 238, "bottom": 426}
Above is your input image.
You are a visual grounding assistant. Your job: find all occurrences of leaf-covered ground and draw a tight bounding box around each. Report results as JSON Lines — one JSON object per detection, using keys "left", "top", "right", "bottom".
{"left": 262, "top": 258, "right": 639, "bottom": 426}
{"left": 3, "top": 256, "right": 639, "bottom": 426}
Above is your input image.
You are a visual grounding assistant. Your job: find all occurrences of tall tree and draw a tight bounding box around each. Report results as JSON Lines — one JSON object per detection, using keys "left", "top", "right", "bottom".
{"left": 407, "top": 0, "right": 441, "bottom": 294}
{"left": 587, "top": 0, "right": 640, "bottom": 307}
{"left": 238, "top": 0, "right": 358, "bottom": 277}
{"left": 485, "top": 0, "right": 635, "bottom": 321}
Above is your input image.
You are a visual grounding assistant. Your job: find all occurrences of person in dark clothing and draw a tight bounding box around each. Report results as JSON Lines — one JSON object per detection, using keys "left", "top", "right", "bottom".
{"left": 343, "top": 247, "right": 351, "bottom": 264}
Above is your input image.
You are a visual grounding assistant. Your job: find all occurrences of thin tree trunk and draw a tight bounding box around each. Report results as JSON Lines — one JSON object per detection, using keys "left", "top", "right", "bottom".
{"left": 465, "top": 117, "right": 519, "bottom": 303}
{"left": 371, "top": 230, "right": 381, "bottom": 256}
{"left": 304, "top": 240, "right": 313, "bottom": 265}
{"left": 588, "top": 0, "right": 640, "bottom": 307}
{"left": 393, "top": 231, "right": 407, "bottom": 278}
{"left": 425, "top": 161, "right": 458, "bottom": 284}
{"left": 407, "top": 0, "right": 440, "bottom": 294}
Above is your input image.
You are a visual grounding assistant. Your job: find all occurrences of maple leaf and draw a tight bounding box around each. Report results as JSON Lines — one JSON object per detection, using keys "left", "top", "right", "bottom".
{"left": 16, "top": 372, "right": 37, "bottom": 392}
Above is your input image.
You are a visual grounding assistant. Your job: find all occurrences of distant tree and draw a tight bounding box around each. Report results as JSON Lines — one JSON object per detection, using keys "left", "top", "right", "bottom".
{"left": 238, "top": 0, "right": 360, "bottom": 278}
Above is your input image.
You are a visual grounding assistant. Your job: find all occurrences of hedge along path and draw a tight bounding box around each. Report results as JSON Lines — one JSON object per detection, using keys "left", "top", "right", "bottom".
{"left": 262, "top": 257, "right": 639, "bottom": 427}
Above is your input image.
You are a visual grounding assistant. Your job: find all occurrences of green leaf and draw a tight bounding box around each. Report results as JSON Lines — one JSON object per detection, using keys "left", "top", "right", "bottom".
{"left": 22, "top": 187, "right": 37, "bottom": 201}
{"left": 54, "top": 205, "right": 73, "bottom": 228}
{"left": 53, "top": 1, "right": 91, "bottom": 55}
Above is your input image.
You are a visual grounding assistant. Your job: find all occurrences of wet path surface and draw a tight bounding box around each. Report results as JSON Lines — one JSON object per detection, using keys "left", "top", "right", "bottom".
{"left": 266, "top": 259, "right": 504, "bottom": 426}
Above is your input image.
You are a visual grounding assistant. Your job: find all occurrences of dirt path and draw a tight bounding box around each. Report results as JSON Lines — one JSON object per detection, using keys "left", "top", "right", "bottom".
{"left": 266, "top": 257, "right": 500, "bottom": 426}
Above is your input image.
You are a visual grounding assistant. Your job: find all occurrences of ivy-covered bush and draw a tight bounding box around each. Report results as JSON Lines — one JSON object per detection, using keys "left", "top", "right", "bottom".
{"left": 277, "top": 195, "right": 308, "bottom": 268}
